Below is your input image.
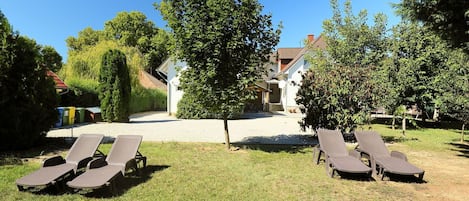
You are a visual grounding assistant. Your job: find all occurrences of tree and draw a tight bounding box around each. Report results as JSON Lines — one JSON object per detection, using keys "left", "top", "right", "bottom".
{"left": 99, "top": 49, "right": 131, "bottom": 122}
{"left": 297, "top": 0, "right": 387, "bottom": 133}
{"left": 39, "top": 45, "right": 63, "bottom": 72}
{"left": 157, "top": 0, "right": 281, "bottom": 149}
{"left": 438, "top": 49, "right": 469, "bottom": 142}
{"left": 397, "top": 0, "right": 469, "bottom": 51}
{"left": 0, "top": 11, "right": 58, "bottom": 150}
{"left": 66, "top": 11, "right": 173, "bottom": 75}
{"left": 384, "top": 21, "right": 451, "bottom": 134}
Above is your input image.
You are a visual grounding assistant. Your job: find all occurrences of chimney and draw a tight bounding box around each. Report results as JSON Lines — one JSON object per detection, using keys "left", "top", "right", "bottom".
{"left": 307, "top": 34, "right": 315, "bottom": 43}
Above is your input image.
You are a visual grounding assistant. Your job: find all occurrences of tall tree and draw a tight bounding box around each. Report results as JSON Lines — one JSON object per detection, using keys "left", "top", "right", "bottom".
{"left": 157, "top": 0, "right": 281, "bottom": 149}
{"left": 384, "top": 21, "right": 450, "bottom": 133}
{"left": 297, "top": 0, "right": 387, "bottom": 133}
{"left": 99, "top": 49, "right": 131, "bottom": 122}
{"left": 0, "top": 11, "right": 58, "bottom": 150}
{"left": 438, "top": 49, "right": 469, "bottom": 142}
{"left": 39, "top": 45, "right": 63, "bottom": 72}
{"left": 397, "top": 0, "right": 469, "bottom": 51}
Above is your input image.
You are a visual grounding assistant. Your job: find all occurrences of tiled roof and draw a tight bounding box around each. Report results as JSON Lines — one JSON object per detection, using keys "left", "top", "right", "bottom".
{"left": 46, "top": 70, "right": 67, "bottom": 89}
{"left": 280, "top": 35, "right": 327, "bottom": 73}
{"left": 277, "top": 48, "right": 303, "bottom": 59}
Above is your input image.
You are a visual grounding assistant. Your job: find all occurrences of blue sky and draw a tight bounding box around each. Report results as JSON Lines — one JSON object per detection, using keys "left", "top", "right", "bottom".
{"left": 0, "top": 0, "right": 400, "bottom": 62}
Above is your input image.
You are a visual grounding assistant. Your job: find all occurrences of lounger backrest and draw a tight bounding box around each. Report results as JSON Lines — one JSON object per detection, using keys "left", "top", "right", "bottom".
{"left": 65, "top": 134, "right": 104, "bottom": 165}
{"left": 354, "top": 131, "right": 390, "bottom": 158}
{"left": 106, "top": 135, "right": 142, "bottom": 167}
{"left": 317, "top": 129, "right": 348, "bottom": 157}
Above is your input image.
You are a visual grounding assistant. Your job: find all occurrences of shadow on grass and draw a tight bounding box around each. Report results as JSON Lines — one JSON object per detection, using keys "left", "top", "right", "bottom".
{"left": 84, "top": 165, "right": 170, "bottom": 198}
{"left": 381, "top": 136, "right": 420, "bottom": 144}
{"left": 0, "top": 137, "right": 75, "bottom": 166}
{"left": 448, "top": 142, "right": 469, "bottom": 158}
{"left": 232, "top": 134, "right": 317, "bottom": 153}
{"left": 336, "top": 172, "right": 376, "bottom": 182}
{"left": 384, "top": 173, "right": 427, "bottom": 184}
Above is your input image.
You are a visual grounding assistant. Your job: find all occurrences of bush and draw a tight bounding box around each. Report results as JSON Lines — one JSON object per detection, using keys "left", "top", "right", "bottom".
{"left": 130, "top": 87, "right": 167, "bottom": 113}
{"left": 176, "top": 93, "right": 242, "bottom": 119}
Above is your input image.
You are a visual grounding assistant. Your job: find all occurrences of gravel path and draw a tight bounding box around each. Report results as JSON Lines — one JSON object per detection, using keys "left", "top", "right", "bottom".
{"left": 47, "top": 112, "right": 315, "bottom": 145}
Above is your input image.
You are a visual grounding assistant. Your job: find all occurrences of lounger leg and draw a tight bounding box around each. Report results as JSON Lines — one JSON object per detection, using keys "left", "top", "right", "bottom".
{"left": 418, "top": 172, "right": 425, "bottom": 181}
{"left": 17, "top": 185, "right": 25, "bottom": 192}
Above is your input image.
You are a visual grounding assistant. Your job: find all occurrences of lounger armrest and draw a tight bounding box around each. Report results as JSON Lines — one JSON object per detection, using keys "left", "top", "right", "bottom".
{"left": 87, "top": 157, "right": 108, "bottom": 170}
{"left": 349, "top": 149, "right": 361, "bottom": 159}
{"left": 42, "top": 156, "right": 65, "bottom": 167}
{"left": 76, "top": 157, "right": 94, "bottom": 170}
{"left": 124, "top": 159, "right": 138, "bottom": 176}
{"left": 391, "top": 151, "right": 408, "bottom": 161}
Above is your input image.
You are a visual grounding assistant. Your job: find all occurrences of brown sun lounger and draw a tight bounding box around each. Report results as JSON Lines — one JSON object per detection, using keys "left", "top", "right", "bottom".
{"left": 354, "top": 131, "right": 425, "bottom": 181}
{"left": 316, "top": 129, "right": 372, "bottom": 178}
{"left": 67, "top": 135, "right": 146, "bottom": 193}
{"left": 16, "top": 134, "right": 104, "bottom": 192}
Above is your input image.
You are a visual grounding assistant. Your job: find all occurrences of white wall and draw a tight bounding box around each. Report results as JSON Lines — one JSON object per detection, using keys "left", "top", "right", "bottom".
{"left": 167, "top": 60, "right": 187, "bottom": 115}
{"left": 283, "top": 56, "right": 310, "bottom": 109}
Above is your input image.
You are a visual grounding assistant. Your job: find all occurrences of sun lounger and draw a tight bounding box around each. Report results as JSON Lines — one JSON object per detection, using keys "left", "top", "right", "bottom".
{"left": 317, "top": 129, "right": 372, "bottom": 178}
{"left": 67, "top": 135, "right": 146, "bottom": 193}
{"left": 354, "top": 131, "right": 425, "bottom": 181}
{"left": 16, "top": 134, "right": 104, "bottom": 192}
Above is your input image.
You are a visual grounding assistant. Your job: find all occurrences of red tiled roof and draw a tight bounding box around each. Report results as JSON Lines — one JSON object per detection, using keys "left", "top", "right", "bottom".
{"left": 280, "top": 35, "right": 327, "bottom": 73}
{"left": 46, "top": 70, "right": 67, "bottom": 89}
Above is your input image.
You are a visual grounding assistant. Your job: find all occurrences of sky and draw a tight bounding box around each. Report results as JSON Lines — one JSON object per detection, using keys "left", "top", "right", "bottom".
{"left": 0, "top": 0, "right": 400, "bottom": 62}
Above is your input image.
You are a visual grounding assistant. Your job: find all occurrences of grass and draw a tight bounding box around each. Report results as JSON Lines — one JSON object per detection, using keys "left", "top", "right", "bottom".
{"left": 1, "top": 124, "right": 468, "bottom": 200}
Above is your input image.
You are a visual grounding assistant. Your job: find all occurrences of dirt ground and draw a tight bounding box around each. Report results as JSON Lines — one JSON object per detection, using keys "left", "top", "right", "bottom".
{"left": 385, "top": 143, "right": 469, "bottom": 201}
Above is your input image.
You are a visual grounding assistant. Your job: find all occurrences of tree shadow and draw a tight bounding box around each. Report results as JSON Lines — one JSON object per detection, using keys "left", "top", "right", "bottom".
{"left": 448, "top": 142, "right": 469, "bottom": 158}
{"left": 83, "top": 165, "right": 170, "bottom": 198}
{"left": 0, "top": 137, "right": 74, "bottom": 166}
{"left": 381, "top": 136, "right": 420, "bottom": 144}
{"left": 129, "top": 119, "right": 179, "bottom": 124}
{"left": 232, "top": 134, "right": 317, "bottom": 153}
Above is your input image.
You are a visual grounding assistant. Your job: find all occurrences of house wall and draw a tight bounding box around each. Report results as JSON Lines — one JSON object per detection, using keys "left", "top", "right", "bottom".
{"left": 282, "top": 56, "right": 310, "bottom": 112}
{"left": 167, "top": 60, "right": 187, "bottom": 115}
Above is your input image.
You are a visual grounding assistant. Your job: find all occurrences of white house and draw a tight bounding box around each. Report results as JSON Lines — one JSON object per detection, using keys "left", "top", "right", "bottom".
{"left": 158, "top": 34, "right": 326, "bottom": 115}
{"left": 267, "top": 34, "right": 326, "bottom": 113}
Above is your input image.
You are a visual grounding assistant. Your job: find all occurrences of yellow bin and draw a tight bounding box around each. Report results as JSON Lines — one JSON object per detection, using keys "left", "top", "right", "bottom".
{"left": 68, "top": 106, "right": 76, "bottom": 125}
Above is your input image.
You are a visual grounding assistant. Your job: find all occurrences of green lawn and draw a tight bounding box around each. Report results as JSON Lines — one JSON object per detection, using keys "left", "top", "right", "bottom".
{"left": 1, "top": 124, "right": 468, "bottom": 201}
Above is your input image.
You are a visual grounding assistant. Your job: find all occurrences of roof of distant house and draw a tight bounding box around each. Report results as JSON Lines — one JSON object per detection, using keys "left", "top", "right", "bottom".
{"left": 47, "top": 70, "right": 67, "bottom": 89}
{"left": 280, "top": 34, "right": 327, "bottom": 73}
{"left": 277, "top": 48, "right": 303, "bottom": 60}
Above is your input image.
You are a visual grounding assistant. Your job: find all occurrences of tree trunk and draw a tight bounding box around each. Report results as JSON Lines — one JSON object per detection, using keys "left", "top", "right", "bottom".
{"left": 462, "top": 123, "right": 466, "bottom": 143}
{"left": 402, "top": 116, "right": 406, "bottom": 137}
{"left": 392, "top": 116, "right": 396, "bottom": 130}
{"left": 224, "top": 116, "right": 231, "bottom": 150}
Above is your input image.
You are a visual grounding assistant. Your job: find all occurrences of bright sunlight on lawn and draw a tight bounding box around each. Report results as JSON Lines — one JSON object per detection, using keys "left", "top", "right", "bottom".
{"left": 1, "top": 124, "right": 469, "bottom": 201}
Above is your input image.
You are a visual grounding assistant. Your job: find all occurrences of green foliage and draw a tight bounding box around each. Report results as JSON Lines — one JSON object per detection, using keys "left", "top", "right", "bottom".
{"left": 130, "top": 87, "right": 167, "bottom": 113}
{"left": 397, "top": 0, "right": 469, "bottom": 51}
{"left": 385, "top": 21, "right": 452, "bottom": 116}
{"left": 98, "top": 49, "right": 131, "bottom": 122}
{"left": 39, "top": 45, "right": 62, "bottom": 72}
{"left": 438, "top": 49, "right": 469, "bottom": 126}
{"left": 0, "top": 13, "right": 58, "bottom": 150}
{"left": 176, "top": 92, "right": 242, "bottom": 119}
{"left": 66, "top": 11, "right": 173, "bottom": 73}
{"left": 296, "top": 60, "right": 374, "bottom": 133}
{"left": 298, "top": 0, "right": 386, "bottom": 133}
{"left": 157, "top": 0, "right": 281, "bottom": 117}
{"left": 60, "top": 40, "right": 166, "bottom": 112}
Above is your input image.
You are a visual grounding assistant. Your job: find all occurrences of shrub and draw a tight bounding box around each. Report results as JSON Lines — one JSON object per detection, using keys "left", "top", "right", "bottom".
{"left": 176, "top": 93, "right": 242, "bottom": 119}
{"left": 130, "top": 87, "right": 167, "bottom": 113}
